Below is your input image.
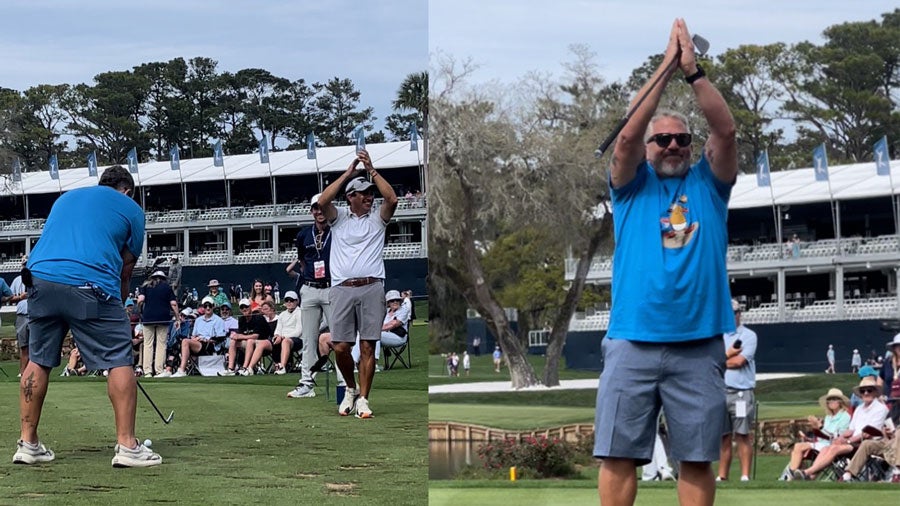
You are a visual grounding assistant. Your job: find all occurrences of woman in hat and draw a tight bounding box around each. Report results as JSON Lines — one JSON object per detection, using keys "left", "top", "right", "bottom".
{"left": 205, "top": 279, "right": 230, "bottom": 311}
{"left": 784, "top": 388, "right": 851, "bottom": 478}
{"left": 880, "top": 334, "right": 900, "bottom": 418}
{"left": 137, "top": 270, "right": 179, "bottom": 377}
{"left": 793, "top": 376, "right": 889, "bottom": 480}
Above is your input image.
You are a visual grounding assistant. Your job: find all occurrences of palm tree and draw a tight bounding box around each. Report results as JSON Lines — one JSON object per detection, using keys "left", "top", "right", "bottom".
{"left": 392, "top": 71, "right": 428, "bottom": 193}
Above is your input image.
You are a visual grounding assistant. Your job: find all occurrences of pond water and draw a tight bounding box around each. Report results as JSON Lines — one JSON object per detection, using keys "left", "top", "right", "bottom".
{"left": 429, "top": 440, "right": 485, "bottom": 479}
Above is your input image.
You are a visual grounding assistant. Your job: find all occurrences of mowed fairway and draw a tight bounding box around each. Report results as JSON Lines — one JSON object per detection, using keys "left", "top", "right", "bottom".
{"left": 0, "top": 319, "right": 429, "bottom": 506}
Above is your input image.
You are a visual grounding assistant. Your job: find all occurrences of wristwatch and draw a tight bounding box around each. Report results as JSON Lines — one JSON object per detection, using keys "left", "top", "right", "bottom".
{"left": 685, "top": 64, "right": 706, "bottom": 84}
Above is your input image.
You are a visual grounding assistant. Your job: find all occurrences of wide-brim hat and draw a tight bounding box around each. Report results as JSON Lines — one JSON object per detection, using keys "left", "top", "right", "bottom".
{"left": 887, "top": 333, "right": 900, "bottom": 348}
{"left": 150, "top": 270, "right": 167, "bottom": 278}
{"left": 818, "top": 388, "right": 850, "bottom": 410}
{"left": 208, "top": 279, "right": 220, "bottom": 287}
{"left": 385, "top": 289, "right": 402, "bottom": 302}
{"left": 853, "top": 376, "right": 883, "bottom": 397}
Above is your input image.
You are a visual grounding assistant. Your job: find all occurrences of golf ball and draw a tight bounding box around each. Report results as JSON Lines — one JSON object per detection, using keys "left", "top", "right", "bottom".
{"left": 143, "top": 439, "right": 152, "bottom": 447}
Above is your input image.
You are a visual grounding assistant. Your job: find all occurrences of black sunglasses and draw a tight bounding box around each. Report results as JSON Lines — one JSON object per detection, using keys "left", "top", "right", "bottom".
{"left": 859, "top": 387, "right": 877, "bottom": 394}
{"left": 239, "top": 305, "right": 250, "bottom": 310}
{"left": 202, "top": 303, "right": 214, "bottom": 308}
{"left": 220, "top": 306, "right": 231, "bottom": 311}
{"left": 284, "top": 298, "right": 297, "bottom": 302}
{"left": 647, "top": 133, "right": 692, "bottom": 148}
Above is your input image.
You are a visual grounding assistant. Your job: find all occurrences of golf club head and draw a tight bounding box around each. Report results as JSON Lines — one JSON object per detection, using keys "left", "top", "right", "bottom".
{"left": 692, "top": 34, "right": 709, "bottom": 56}
{"left": 165, "top": 411, "right": 174, "bottom": 424}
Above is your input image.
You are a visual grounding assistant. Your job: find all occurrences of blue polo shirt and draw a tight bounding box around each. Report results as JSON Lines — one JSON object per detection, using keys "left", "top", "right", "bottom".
{"left": 28, "top": 185, "right": 144, "bottom": 301}
{"left": 607, "top": 154, "right": 735, "bottom": 342}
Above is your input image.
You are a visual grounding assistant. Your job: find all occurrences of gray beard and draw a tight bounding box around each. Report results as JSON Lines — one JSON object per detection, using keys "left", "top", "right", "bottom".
{"left": 658, "top": 158, "right": 689, "bottom": 177}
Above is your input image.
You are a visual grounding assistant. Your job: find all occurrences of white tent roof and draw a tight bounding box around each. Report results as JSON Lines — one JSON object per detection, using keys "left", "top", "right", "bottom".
{"left": 729, "top": 159, "right": 900, "bottom": 209}
{"left": 4, "top": 140, "right": 422, "bottom": 197}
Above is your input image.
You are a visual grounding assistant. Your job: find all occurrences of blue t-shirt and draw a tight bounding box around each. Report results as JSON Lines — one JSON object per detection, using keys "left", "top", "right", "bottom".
{"left": 28, "top": 186, "right": 144, "bottom": 301}
{"left": 140, "top": 282, "right": 177, "bottom": 324}
{"left": 295, "top": 225, "right": 332, "bottom": 281}
{"left": 607, "top": 154, "right": 735, "bottom": 342}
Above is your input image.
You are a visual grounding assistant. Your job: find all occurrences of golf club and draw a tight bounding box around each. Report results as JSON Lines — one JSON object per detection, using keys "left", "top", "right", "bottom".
{"left": 595, "top": 34, "right": 709, "bottom": 158}
{"left": 136, "top": 381, "right": 174, "bottom": 424}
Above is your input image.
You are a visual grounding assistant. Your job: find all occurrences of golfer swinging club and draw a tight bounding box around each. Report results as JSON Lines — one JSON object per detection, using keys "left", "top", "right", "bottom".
{"left": 594, "top": 19, "right": 737, "bottom": 506}
{"left": 14, "top": 165, "right": 161, "bottom": 468}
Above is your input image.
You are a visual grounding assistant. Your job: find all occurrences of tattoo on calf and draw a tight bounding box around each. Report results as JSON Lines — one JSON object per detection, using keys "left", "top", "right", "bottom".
{"left": 23, "top": 372, "right": 35, "bottom": 402}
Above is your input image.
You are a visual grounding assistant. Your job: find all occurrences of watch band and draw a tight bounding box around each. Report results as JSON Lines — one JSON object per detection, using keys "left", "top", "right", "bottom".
{"left": 685, "top": 64, "right": 706, "bottom": 84}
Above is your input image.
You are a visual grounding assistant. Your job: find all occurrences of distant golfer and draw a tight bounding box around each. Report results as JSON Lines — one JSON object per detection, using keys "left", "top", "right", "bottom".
{"left": 594, "top": 19, "right": 737, "bottom": 506}
{"left": 492, "top": 346, "right": 502, "bottom": 373}
{"left": 14, "top": 165, "right": 161, "bottom": 468}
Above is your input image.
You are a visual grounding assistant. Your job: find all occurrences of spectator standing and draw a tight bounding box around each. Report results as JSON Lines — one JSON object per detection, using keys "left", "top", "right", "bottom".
{"left": 168, "top": 256, "right": 182, "bottom": 294}
{"left": 287, "top": 192, "right": 335, "bottom": 399}
{"left": 137, "top": 270, "right": 179, "bottom": 377}
{"left": 826, "top": 344, "right": 836, "bottom": 374}
{"left": 10, "top": 255, "right": 29, "bottom": 376}
{"left": 317, "top": 149, "right": 398, "bottom": 418}
{"left": 492, "top": 346, "right": 502, "bottom": 373}
{"left": 462, "top": 351, "right": 471, "bottom": 376}
{"left": 717, "top": 299, "right": 758, "bottom": 482}
{"left": 851, "top": 348, "right": 862, "bottom": 374}
{"left": 14, "top": 165, "right": 160, "bottom": 467}
{"left": 594, "top": 19, "right": 737, "bottom": 506}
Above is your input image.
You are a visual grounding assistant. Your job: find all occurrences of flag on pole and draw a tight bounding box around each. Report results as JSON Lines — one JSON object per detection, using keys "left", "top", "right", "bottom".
{"left": 874, "top": 136, "right": 890, "bottom": 176}
{"left": 169, "top": 146, "right": 180, "bottom": 171}
{"left": 12, "top": 158, "right": 21, "bottom": 182}
{"left": 49, "top": 154, "right": 59, "bottom": 180}
{"left": 306, "top": 132, "right": 316, "bottom": 159}
{"left": 756, "top": 151, "right": 771, "bottom": 187}
{"left": 259, "top": 135, "right": 269, "bottom": 164}
{"left": 409, "top": 123, "right": 418, "bottom": 151}
{"left": 213, "top": 140, "right": 224, "bottom": 167}
{"left": 127, "top": 147, "right": 139, "bottom": 174}
{"left": 354, "top": 126, "right": 365, "bottom": 153}
{"left": 87, "top": 151, "right": 98, "bottom": 177}
{"left": 813, "top": 143, "right": 829, "bottom": 181}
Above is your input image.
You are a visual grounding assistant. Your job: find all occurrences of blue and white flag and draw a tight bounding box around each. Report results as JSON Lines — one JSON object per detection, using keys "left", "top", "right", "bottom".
{"left": 756, "top": 151, "right": 770, "bottom": 187}
{"left": 306, "top": 132, "right": 316, "bottom": 160}
{"left": 259, "top": 135, "right": 269, "bottom": 164}
{"left": 127, "top": 147, "right": 139, "bottom": 174}
{"left": 874, "top": 136, "right": 890, "bottom": 176}
{"left": 213, "top": 140, "right": 224, "bottom": 167}
{"left": 169, "top": 146, "right": 180, "bottom": 171}
{"left": 813, "top": 143, "right": 829, "bottom": 181}
{"left": 49, "top": 154, "right": 59, "bottom": 180}
{"left": 409, "top": 123, "right": 418, "bottom": 151}
{"left": 87, "top": 151, "right": 98, "bottom": 177}
{"left": 354, "top": 126, "right": 365, "bottom": 153}
{"left": 12, "top": 158, "right": 21, "bottom": 182}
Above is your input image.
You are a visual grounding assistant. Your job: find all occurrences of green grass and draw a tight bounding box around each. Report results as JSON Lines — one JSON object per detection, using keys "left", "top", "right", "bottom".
{"left": 428, "top": 353, "right": 597, "bottom": 385}
{"left": 0, "top": 320, "right": 430, "bottom": 505}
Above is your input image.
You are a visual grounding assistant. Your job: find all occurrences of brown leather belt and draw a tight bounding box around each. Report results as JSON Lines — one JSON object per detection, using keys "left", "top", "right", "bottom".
{"left": 338, "top": 277, "right": 380, "bottom": 288}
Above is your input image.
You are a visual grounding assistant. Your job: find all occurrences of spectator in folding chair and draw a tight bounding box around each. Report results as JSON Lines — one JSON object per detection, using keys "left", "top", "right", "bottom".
{"left": 60, "top": 346, "right": 88, "bottom": 377}
{"left": 243, "top": 300, "right": 282, "bottom": 374}
{"left": 269, "top": 291, "right": 301, "bottom": 376}
{"left": 171, "top": 297, "right": 225, "bottom": 378}
{"left": 219, "top": 302, "right": 239, "bottom": 353}
{"left": 851, "top": 365, "right": 882, "bottom": 408}
{"left": 784, "top": 388, "right": 851, "bottom": 479}
{"left": 842, "top": 416, "right": 898, "bottom": 482}
{"left": 219, "top": 298, "right": 271, "bottom": 376}
{"left": 380, "top": 290, "right": 411, "bottom": 370}
{"left": 156, "top": 308, "right": 194, "bottom": 378}
{"left": 793, "top": 376, "right": 889, "bottom": 480}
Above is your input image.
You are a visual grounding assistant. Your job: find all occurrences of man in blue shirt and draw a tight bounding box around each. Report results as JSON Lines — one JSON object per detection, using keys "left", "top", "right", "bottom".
{"left": 718, "top": 299, "right": 758, "bottom": 482}
{"left": 15, "top": 165, "right": 160, "bottom": 468}
{"left": 594, "top": 19, "right": 737, "bottom": 506}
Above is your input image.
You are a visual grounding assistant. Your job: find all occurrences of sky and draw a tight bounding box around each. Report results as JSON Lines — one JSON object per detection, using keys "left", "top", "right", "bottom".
{"left": 0, "top": 0, "right": 427, "bottom": 137}
{"left": 429, "top": 0, "right": 898, "bottom": 86}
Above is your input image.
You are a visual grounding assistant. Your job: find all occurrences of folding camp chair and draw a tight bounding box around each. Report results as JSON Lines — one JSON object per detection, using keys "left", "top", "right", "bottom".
{"left": 383, "top": 337, "right": 411, "bottom": 370}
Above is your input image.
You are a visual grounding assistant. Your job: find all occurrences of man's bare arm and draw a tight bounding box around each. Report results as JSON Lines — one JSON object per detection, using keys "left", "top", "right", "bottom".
{"left": 318, "top": 157, "right": 362, "bottom": 222}
{"left": 120, "top": 248, "right": 137, "bottom": 302}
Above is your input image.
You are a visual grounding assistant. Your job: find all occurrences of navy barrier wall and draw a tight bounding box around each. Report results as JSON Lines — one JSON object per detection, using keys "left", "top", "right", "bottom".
{"left": 2, "top": 258, "right": 427, "bottom": 301}
{"left": 565, "top": 320, "right": 898, "bottom": 373}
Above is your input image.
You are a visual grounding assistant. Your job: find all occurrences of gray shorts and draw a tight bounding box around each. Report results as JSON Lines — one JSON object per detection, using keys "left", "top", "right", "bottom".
{"left": 28, "top": 276, "right": 133, "bottom": 370}
{"left": 593, "top": 336, "right": 726, "bottom": 465}
{"left": 724, "top": 389, "right": 755, "bottom": 435}
{"left": 15, "top": 314, "right": 29, "bottom": 348}
{"left": 328, "top": 282, "right": 384, "bottom": 343}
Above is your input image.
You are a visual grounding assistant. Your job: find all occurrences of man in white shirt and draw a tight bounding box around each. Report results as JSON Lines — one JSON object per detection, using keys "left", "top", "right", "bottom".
{"left": 317, "top": 149, "right": 398, "bottom": 419}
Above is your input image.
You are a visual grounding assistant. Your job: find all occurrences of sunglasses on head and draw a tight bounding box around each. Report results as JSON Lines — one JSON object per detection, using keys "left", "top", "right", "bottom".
{"left": 647, "top": 133, "right": 692, "bottom": 148}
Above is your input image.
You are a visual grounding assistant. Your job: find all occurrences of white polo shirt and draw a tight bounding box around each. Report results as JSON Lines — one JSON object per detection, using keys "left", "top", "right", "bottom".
{"left": 274, "top": 308, "right": 302, "bottom": 338}
{"left": 329, "top": 206, "right": 387, "bottom": 285}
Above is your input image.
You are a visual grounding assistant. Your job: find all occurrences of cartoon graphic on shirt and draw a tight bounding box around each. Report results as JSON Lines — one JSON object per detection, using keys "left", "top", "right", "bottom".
{"left": 660, "top": 194, "right": 698, "bottom": 248}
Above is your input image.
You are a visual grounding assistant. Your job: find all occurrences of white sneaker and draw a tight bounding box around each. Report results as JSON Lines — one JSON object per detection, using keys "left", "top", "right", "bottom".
{"left": 338, "top": 387, "right": 359, "bottom": 416}
{"left": 740, "top": 475, "right": 750, "bottom": 482}
{"left": 111, "top": 441, "right": 162, "bottom": 468}
{"left": 659, "top": 469, "right": 675, "bottom": 481}
{"left": 286, "top": 384, "right": 316, "bottom": 398}
{"left": 274, "top": 365, "right": 286, "bottom": 375}
{"left": 239, "top": 367, "right": 253, "bottom": 376}
{"left": 13, "top": 440, "right": 55, "bottom": 465}
{"left": 170, "top": 370, "right": 187, "bottom": 378}
{"left": 217, "top": 369, "right": 236, "bottom": 377}
{"left": 156, "top": 370, "right": 172, "bottom": 378}
{"left": 355, "top": 396, "right": 373, "bottom": 419}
